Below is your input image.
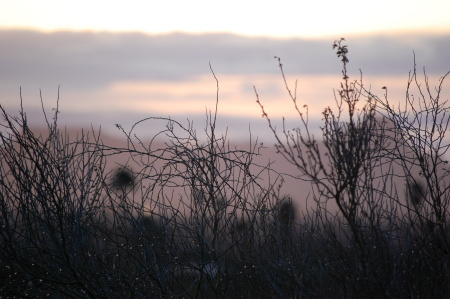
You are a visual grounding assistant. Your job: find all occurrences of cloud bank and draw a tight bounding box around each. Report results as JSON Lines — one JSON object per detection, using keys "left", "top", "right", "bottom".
{"left": 0, "top": 30, "right": 449, "bottom": 141}
{"left": 1, "top": 30, "right": 449, "bottom": 90}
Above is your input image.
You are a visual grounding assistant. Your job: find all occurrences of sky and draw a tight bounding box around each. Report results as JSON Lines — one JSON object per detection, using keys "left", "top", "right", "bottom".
{"left": 0, "top": 1, "right": 450, "bottom": 141}
{"left": 2, "top": 0, "right": 450, "bottom": 37}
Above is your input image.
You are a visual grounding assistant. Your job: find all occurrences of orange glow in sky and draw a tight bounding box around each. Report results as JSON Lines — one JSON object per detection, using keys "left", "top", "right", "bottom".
{"left": 44, "top": 74, "right": 412, "bottom": 120}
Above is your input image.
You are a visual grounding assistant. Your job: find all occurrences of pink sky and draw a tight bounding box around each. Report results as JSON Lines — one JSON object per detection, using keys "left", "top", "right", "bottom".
{"left": 1, "top": 30, "right": 448, "bottom": 141}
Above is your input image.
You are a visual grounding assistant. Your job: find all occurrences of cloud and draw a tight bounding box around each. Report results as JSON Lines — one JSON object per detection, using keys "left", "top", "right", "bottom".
{"left": 1, "top": 29, "right": 449, "bottom": 91}
{"left": 1, "top": 29, "right": 449, "bottom": 142}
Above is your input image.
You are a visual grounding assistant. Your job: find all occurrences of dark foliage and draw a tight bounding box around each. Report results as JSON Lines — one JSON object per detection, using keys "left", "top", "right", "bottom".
{"left": 0, "top": 39, "right": 449, "bottom": 298}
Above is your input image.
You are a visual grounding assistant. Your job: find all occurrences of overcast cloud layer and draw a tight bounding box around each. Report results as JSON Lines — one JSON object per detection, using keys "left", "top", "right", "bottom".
{"left": 0, "top": 30, "right": 449, "bottom": 142}
{"left": 1, "top": 30, "right": 449, "bottom": 91}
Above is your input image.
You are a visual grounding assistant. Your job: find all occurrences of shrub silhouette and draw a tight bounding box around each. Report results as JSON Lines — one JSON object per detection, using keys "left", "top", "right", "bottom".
{"left": 407, "top": 179, "right": 426, "bottom": 206}
{"left": 0, "top": 39, "right": 449, "bottom": 298}
{"left": 111, "top": 167, "right": 135, "bottom": 189}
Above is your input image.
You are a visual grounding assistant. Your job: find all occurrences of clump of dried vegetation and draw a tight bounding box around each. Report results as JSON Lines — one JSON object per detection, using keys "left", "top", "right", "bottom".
{"left": 0, "top": 38, "right": 449, "bottom": 298}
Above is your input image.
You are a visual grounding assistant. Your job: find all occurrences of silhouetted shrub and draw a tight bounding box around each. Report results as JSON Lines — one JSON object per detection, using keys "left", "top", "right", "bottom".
{"left": 256, "top": 37, "right": 450, "bottom": 297}
{"left": 0, "top": 39, "right": 449, "bottom": 298}
{"left": 407, "top": 179, "right": 426, "bottom": 206}
{"left": 111, "top": 167, "right": 135, "bottom": 189}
